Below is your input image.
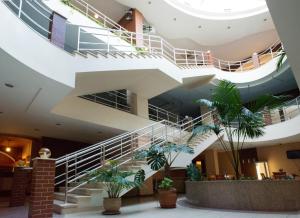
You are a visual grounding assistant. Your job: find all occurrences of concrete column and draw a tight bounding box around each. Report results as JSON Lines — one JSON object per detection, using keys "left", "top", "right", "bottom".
{"left": 130, "top": 93, "right": 149, "bottom": 119}
{"left": 205, "top": 149, "right": 220, "bottom": 176}
{"left": 206, "top": 51, "right": 213, "bottom": 65}
{"left": 252, "top": 52, "right": 260, "bottom": 68}
{"left": 28, "top": 158, "right": 55, "bottom": 218}
{"left": 10, "top": 167, "right": 32, "bottom": 207}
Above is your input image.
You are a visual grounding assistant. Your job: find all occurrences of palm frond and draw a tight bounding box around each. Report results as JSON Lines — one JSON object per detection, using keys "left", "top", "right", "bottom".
{"left": 276, "top": 51, "right": 286, "bottom": 71}
{"left": 248, "top": 94, "right": 289, "bottom": 112}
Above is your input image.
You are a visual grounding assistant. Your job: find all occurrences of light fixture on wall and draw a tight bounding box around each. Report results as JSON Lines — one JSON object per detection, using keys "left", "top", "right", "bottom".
{"left": 255, "top": 161, "right": 270, "bottom": 180}
{"left": 5, "top": 147, "right": 11, "bottom": 152}
{"left": 125, "top": 9, "right": 133, "bottom": 21}
{"left": 94, "top": 13, "right": 99, "bottom": 19}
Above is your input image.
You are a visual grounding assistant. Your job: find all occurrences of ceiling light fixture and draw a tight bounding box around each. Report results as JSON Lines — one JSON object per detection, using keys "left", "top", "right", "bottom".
{"left": 125, "top": 9, "right": 133, "bottom": 21}
{"left": 5, "top": 83, "right": 14, "bottom": 88}
{"left": 56, "top": 123, "right": 62, "bottom": 126}
{"left": 148, "top": 1, "right": 151, "bottom": 4}
{"left": 263, "top": 18, "right": 267, "bottom": 21}
{"left": 173, "top": 18, "right": 177, "bottom": 21}
{"left": 5, "top": 147, "right": 11, "bottom": 152}
{"left": 198, "top": 25, "right": 202, "bottom": 28}
{"left": 227, "top": 26, "right": 231, "bottom": 29}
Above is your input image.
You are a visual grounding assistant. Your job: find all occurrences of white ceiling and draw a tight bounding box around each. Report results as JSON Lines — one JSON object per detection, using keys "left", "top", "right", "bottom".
{"left": 115, "top": 0, "right": 276, "bottom": 46}
{"left": 0, "top": 48, "right": 124, "bottom": 144}
{"left": 85, "top": 0, "right": 279, "bottom": 60}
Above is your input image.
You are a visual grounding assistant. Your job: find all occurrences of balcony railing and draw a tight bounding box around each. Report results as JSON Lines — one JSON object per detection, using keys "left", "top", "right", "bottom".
{"left": 3, "top": 0, "right": 284, "bottom": 73}
{"left": 80, "top": 91, "right": 183, "bottom": 123}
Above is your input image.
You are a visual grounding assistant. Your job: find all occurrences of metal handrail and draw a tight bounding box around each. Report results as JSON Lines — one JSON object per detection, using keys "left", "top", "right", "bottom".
{"left": 148, "top": 104, "right": 184, "bottom": 123}
{"left": 54, "top": 110, "right": 216, "bottom": 203}
{"left": 3, "top": 0, "right": 53, "bottom": 37}
{"left": 3, "top": 0, "right": 283, "bottom": 72}
{"left": 76, "top": 24, "right": 283, "bottom": 72}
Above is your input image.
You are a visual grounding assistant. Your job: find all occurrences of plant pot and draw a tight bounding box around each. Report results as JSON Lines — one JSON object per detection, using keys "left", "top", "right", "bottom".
{"left": 102, "top": 197, "right": 121, "bottom": 215}
{"left": 158, "top": 188, "right": 177, "bottom": 208}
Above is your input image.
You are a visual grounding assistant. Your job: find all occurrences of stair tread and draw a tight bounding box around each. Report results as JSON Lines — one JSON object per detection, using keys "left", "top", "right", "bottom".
{"left": 54, "top": 192, "right": 90, "bottom": 198}
{"left": 53, "top": 200, "right": 78, "bottom": 208}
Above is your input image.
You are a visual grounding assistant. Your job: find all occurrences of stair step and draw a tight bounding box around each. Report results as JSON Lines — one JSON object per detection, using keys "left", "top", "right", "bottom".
{"left": 59, "top": 187, "right": 104, "bottom": 196}
{"left": 54, "top": 192, "right": 91, "bottom": 205}
{"left": 53, "top": 200, "right": 101, "bottom": 215}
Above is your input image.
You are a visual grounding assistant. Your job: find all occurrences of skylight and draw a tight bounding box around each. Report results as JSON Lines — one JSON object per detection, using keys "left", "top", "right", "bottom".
{"left": 166, "top": 0, "right": 268, "bottom": 19}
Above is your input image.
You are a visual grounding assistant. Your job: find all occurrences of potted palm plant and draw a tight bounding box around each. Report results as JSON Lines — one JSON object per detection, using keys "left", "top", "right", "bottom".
{"left": 84, "top": 160, "right": 145, "bottom": 215}
{"left": 135, "top": 143, "right": 194, "bottom": 208}
{"left": 189, "top": 80, "right": 286, "bottom": 179}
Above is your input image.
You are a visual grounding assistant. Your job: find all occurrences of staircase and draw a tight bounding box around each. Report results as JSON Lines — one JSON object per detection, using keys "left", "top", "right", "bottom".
{"left": 53, "top": 111, "right": 218, "bottom": 214}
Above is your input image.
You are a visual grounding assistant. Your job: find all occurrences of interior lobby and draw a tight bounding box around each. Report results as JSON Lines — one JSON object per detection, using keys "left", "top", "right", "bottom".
{"left": 0, "top": 0, "right": 300, "bottom": 217}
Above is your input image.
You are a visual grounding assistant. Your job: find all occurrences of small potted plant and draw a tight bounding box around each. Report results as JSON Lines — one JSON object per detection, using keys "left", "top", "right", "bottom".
{"left": 158, "top": 177, "right": 177, "bottom": 208}
{"left": 135, "top": 143, "right": 194, "bottom": 208}
{"left": 84, "top": 160, "right": 145, "bottom": 215}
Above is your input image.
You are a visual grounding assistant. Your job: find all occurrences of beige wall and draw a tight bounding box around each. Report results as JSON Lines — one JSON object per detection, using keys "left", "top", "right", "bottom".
{"left": 257, "top": 143, "right": 300, "bottom": 176}
{"left": 218, "top": 151, "right": 235, "bottom": 176}
{"left": 205, "top": 149, "right": 219, "bottom": 175}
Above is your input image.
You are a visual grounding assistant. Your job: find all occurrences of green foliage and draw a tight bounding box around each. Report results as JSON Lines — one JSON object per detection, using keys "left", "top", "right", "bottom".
{"left": 83, "top": 160, "right": 145, "bottom": 198}
{"left": 186, "top": 163, "right": 203, "bottom": 181}
{"left": 158, "top": 177, "right": 173, "bottom": 190}
{"left": 134, "top": 143, "right": 194, "bottom": 176}
{"left": 192, "top": 80, "right": 286, "bottom": 179}
{"left": 61, "top": 0, "right": 71, "bottom": 6}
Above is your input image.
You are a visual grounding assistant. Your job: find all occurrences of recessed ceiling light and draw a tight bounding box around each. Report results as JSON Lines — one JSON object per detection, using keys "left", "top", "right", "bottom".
{"left": 173, "top": 18, "right": 177, "bottom": 21}
{"left": 97, "top": 131, "right": 103, "bottom": 134}
{"left": 198, "top": 25, "right": 202, "bottom": 29}
{"left": 263, "top": 18, "right": 267, "bottom": 21}
{"left": 56, "top": 123, "right": 62, "bottom": 126}
{"left": 148, "top": 1, "right": 151, "bottom": 4}
{"left": 5, "top": 147, "right": 11, "bottom": 152}
{"left": 5, "top": 83, "right": 14, "bottom": 88}
{"left": 227, "top": 26, "right": 231, "bottom": 29}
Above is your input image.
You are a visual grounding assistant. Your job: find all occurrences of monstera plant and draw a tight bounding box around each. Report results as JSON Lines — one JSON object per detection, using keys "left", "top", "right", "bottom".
{"left": 135, "top": 143, "right": 194, "bottom": 208}
{"left": 189, "top": 80, "right": 286, "bottom": 179}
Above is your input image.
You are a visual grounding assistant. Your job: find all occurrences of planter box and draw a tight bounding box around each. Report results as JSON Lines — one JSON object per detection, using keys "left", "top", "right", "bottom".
{"left": 185, "top": 180, "right": 300, "bottom": 211}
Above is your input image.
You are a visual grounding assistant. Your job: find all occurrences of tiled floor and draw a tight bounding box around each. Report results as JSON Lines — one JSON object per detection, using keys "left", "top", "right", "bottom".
{"left": 0, "top": 197, "right": 299, "bottom": 218}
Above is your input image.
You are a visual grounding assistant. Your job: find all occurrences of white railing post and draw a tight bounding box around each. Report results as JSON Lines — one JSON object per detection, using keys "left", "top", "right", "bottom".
{"left": 107, "top": 35, "right": 110, "bottom": 53}
{"left": 194, "top": 51, "right": 197, "bottom": 66}
{"left": 228, "top": 61, "right": 231, "bottom": 72}
{"left": 120, "top": 138, "right": 123, "bottom": 156}
{"left": 103, "top": 17, "right": 107, "bottom": 28}
{"left": 77, "top": 27, "right": 81, "bottom": 51}
{"left": 201, "top": 52, "right": 205, "bottom": 65}
{"left": 64, "top": 158, "right": 69, "bottom": 204}
{"left": 18, "top": 0, "right": 23, "bottom": 18}
{"left": 240, "top": 61, "right": 243, "bottom": 72}
{"left": 270, "top": 48, "right": 273, "bottom": 59}
{"left": 218, "top": 59, "right": 221, "bottom": 69}
{"left": 173, "top": 48, "right": 176, "bottom": 63}
{"left": 185, "top": 50, "right": 188, "bottom": 66}
{"left": 161, "top": 39, "right": 164, "bottom": 56}
{"left": 85, "top": 3, "right": 89, "bottom": 16}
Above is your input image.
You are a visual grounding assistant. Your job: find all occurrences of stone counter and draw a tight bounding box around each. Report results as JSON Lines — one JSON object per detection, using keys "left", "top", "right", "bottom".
{"left": 185, "top": 180, "right": 300, "bottom": 211}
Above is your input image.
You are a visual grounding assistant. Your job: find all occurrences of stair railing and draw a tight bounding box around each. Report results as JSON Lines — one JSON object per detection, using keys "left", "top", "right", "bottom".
{"left": 55, "top": 110, "right": 216, "bottom": 203}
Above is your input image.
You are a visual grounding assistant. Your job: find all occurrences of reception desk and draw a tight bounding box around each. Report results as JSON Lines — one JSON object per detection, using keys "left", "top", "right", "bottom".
{"left": 186, "top": 180, "right": 300, "bottom": 211}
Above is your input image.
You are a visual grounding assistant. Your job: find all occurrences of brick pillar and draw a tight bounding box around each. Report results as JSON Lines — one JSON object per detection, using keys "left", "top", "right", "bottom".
{"left": 10, "top": 167, "right": 32, "bottom": 207}
{"left": 29, "top": 158, "right": 56, "bottom": 218}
